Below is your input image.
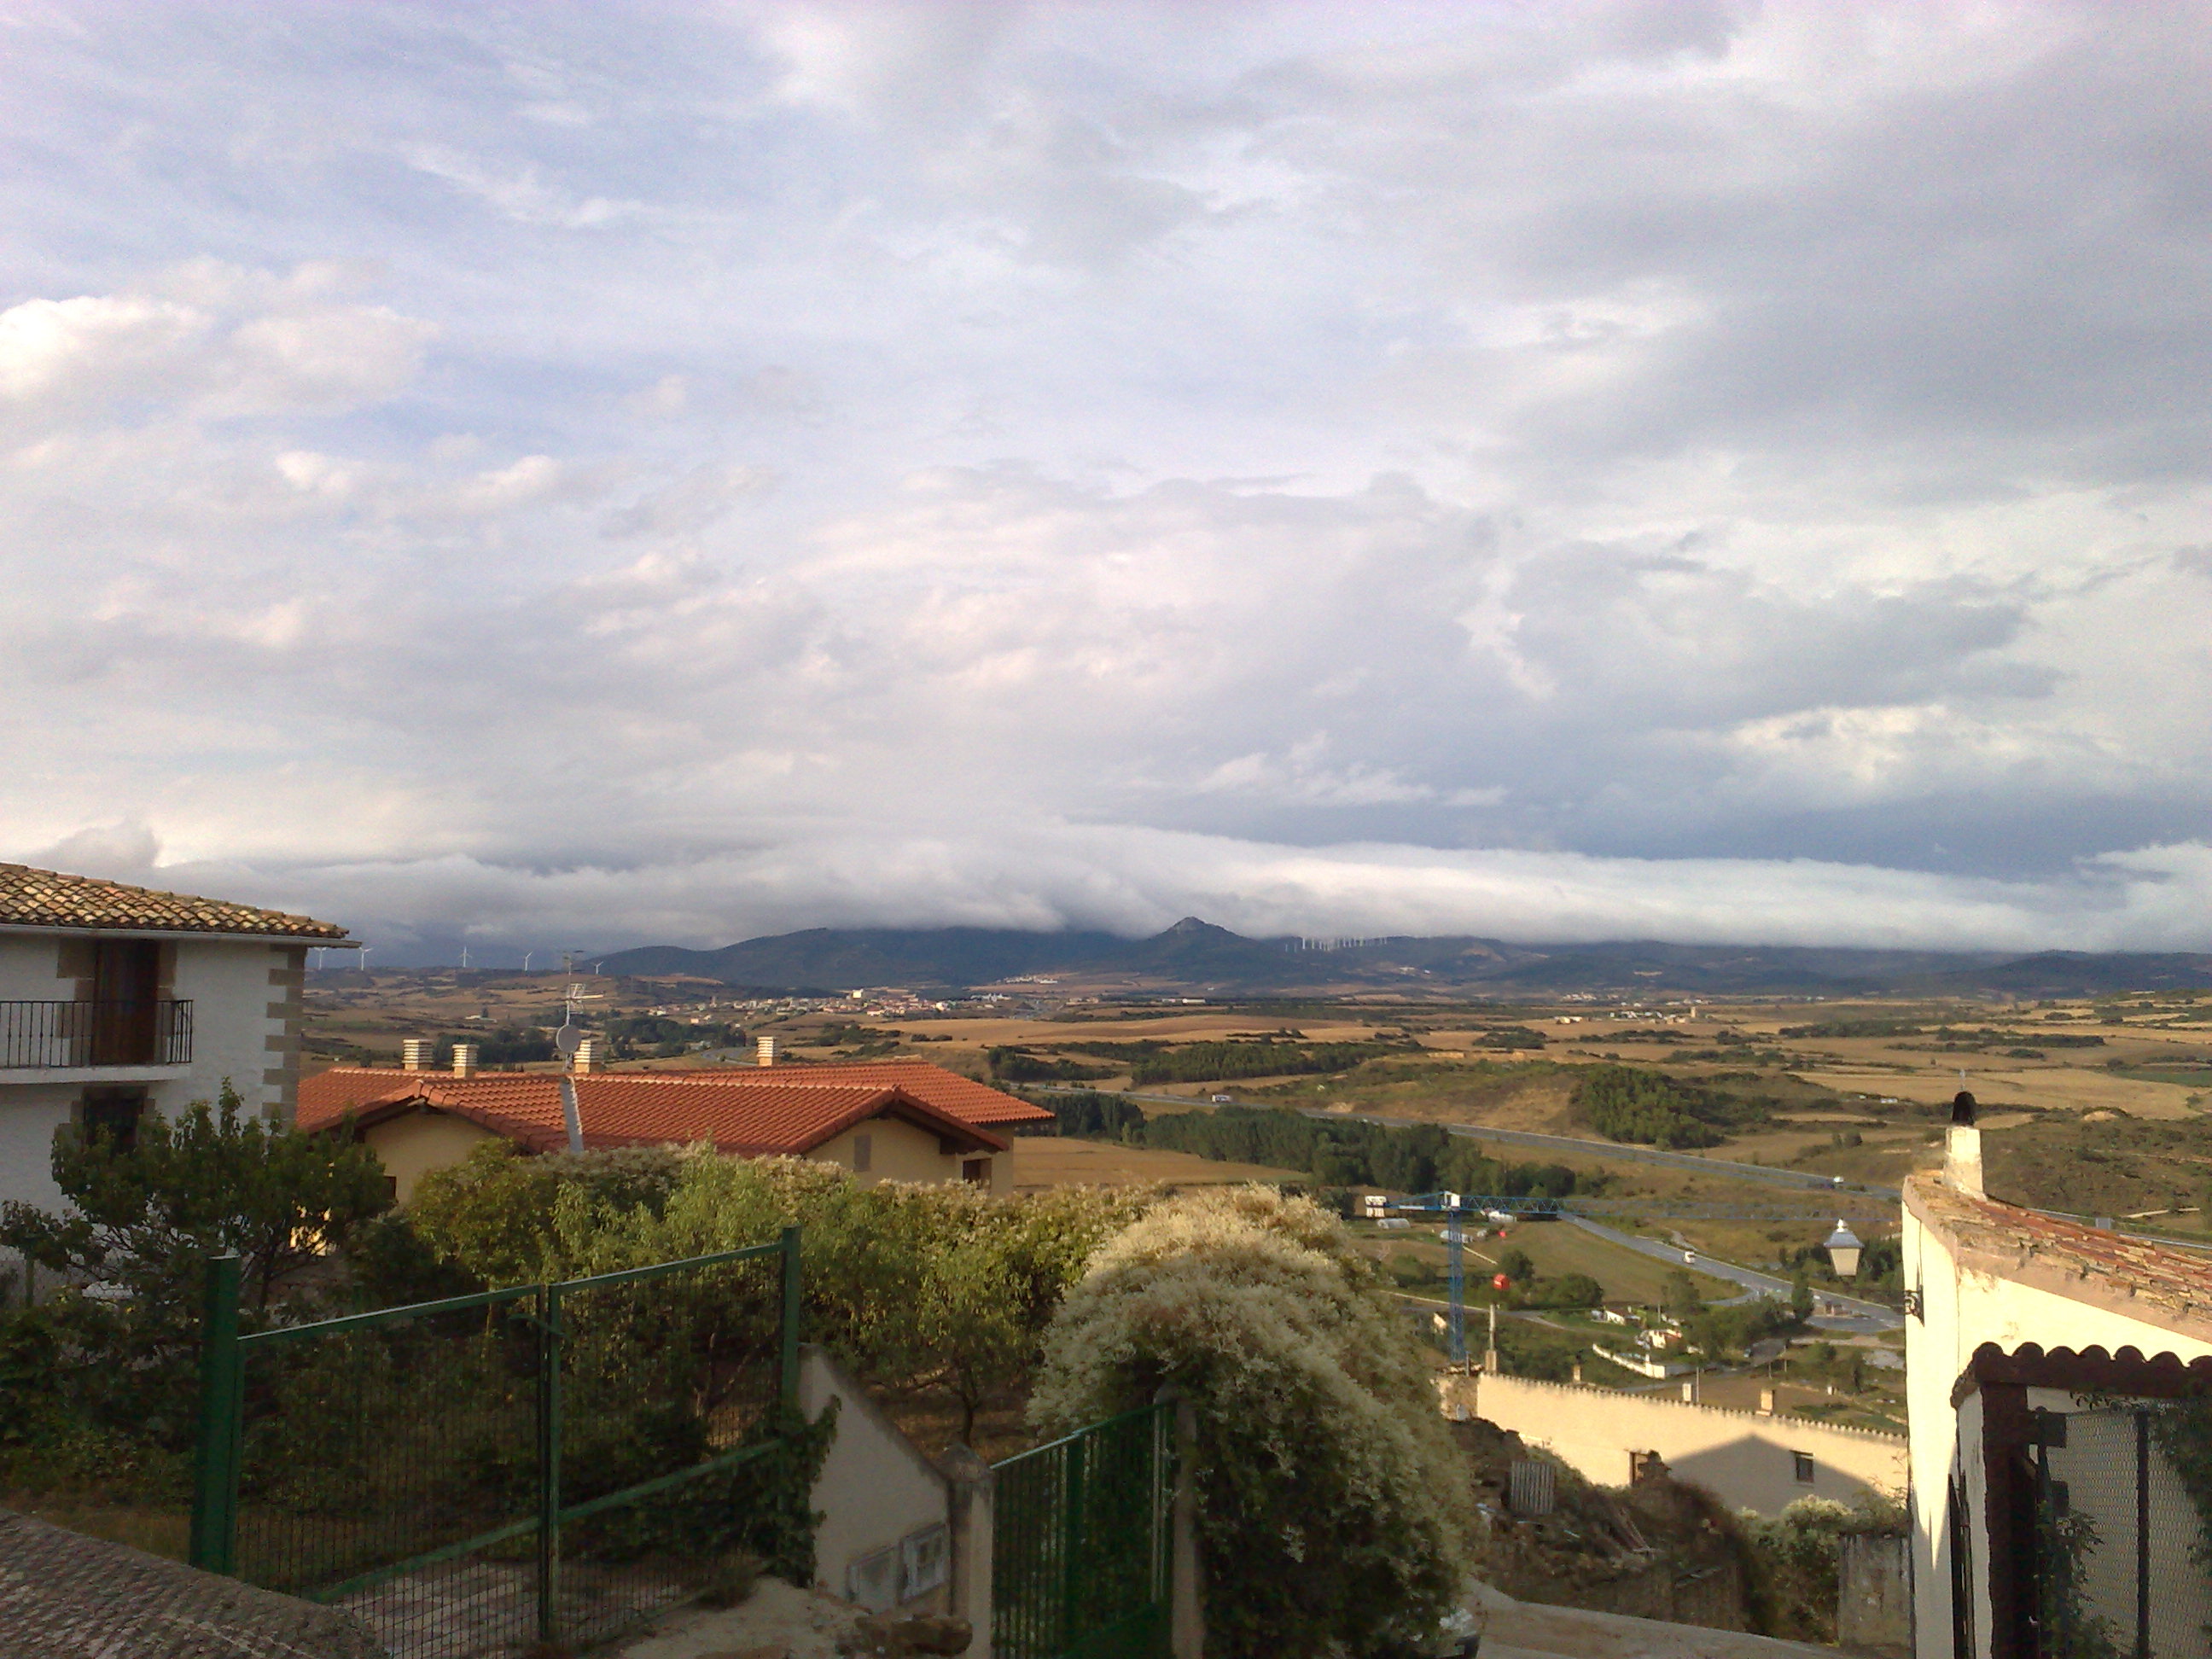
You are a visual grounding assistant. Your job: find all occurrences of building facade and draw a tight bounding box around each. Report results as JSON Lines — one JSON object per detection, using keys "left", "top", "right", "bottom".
{"left": 1904, "top": 1126, "right": 2212, "bottom": 1659}
{"left": 0, "top": 864, "right": 352, "bottom": 1216}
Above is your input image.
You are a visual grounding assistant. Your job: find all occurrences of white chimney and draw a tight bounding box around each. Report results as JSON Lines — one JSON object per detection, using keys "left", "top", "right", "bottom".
{"left": 402, "top": 1038, "right": 434, "bottom": 1072}
{"left": 757, "top": 1035, "right": 777, "bottom": 1068}
{"left": 573, "top": 1038, "right": 603, "bottom": 1074}
{"left": 451, "top": 1042, "right": 480, "bottom": 1078}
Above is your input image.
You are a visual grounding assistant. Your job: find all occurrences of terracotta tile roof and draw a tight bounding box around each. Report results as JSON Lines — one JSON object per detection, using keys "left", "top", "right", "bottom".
{"left": 1907, "top": 1173, "right": 2212, "bottom": 1342}
{"left": 298, "top": 1067, "right": 1007, "bottom": 1157}
{"left": 738, "top": 1060, "right": 1052, "bottom": 1127}
{"left": 0, "top": 863, "right": 349, "bottom": 940}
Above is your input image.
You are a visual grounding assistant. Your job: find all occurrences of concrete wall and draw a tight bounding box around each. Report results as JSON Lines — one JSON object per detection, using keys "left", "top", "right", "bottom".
{"left": 1840, "top": 1533, "right": 1912, "bottom": 1658}
{"left": 0, "top": 933, "right": 307, "bottom": 1219}
{"left": 1461, "top": 1371, "right": 1906, "bottom": 1516}
{"left": 799, "top": 1345, "right": 953, "bottom": 1613}
{"left": 1902, "top": 1183, "right": 2212, "bottom": 1659}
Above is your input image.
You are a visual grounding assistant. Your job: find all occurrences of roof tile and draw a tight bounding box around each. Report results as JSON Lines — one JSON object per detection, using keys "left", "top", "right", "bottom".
{"left": 0, "top": 863, "right": 349, "bottom": 940}
{"left": 299, "top": 1068, "right": 1007, "bottom": 1157}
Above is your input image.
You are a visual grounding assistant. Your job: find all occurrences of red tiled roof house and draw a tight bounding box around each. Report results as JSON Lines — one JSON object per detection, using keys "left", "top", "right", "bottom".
{"left": 300, "top": 1062, "right": 1022, "bottom": 1202}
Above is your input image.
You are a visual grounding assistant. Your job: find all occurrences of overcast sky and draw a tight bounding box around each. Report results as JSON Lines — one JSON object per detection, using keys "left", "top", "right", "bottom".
{"left": 4, "top": 1, "right": 2209, "bottom": 959}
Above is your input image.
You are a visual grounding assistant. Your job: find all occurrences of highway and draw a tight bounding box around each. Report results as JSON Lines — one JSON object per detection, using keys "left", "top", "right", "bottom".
{"left": 1113, "top": 1089, "right": 1902, "bottom": 1199}
{"left": 1560, "top": 1214, "right": 1902, "bottom": 1330}
{"left": 1318, "top": 1108, "right": 1905, "bottom": 1199}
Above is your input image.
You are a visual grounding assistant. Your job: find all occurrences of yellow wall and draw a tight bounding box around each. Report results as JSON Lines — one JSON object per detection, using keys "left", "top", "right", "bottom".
{"left": 1455, "top": 1371, "right": 1906, "bottom": 1516}
{"left": 365, "top": 1110, "right": 500, "bottom": 1203}
{"left": 812, "top": 1113, "right": 999, "bottom": 1190}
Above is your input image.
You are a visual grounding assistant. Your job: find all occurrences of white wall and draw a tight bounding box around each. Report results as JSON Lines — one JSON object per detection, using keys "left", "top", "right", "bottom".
{"left": 1903, "top": 1181, "right": 2212, "bottom": 1659}
{"left": 800, "top": 1345, "right": 953, "bottom": 1612}
{"left": 0, "top": 932, "right": 308, "bottom": 1219}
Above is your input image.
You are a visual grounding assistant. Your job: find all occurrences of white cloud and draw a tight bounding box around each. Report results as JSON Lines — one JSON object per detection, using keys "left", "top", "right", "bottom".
{"left": 0, "top": 3, "right": 2209, "bottom": 955}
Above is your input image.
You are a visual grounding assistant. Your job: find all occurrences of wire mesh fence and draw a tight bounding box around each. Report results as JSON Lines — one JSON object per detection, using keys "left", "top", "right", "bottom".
{"left": 2033, "top": 1403, "right": 2212, "bottom": 1659}
{"left": 992, "top": 1400, "right": 1172, "bottom": 1659}
{"left": 192, "top": 1231, "right": 802, "bottom": 1659}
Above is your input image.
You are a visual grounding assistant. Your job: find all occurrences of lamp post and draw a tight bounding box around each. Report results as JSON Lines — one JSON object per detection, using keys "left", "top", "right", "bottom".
{"left": 1823, "top": 1219, "right": 1864, "bottom": 1279}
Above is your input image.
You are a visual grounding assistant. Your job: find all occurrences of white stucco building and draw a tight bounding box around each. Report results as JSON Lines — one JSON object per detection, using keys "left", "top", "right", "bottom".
{"left": 0, "top": 862, "right": 352, "bottom": 1218}
{"left": 1904, "top": 1121, "right": 2212, "bottom": 1659}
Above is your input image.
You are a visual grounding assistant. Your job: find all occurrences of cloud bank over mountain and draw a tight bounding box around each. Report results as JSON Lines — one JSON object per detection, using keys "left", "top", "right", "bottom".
{"left": 3, "top": 3, "right": 2209, "bottom": 957}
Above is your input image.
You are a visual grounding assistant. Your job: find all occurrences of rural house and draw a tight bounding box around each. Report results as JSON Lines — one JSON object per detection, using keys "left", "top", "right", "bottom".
{"left": 298, "top": 1064, "right": 1016, "bottom": 1201}
{"left": 1905, "top": 1113, "right": 2212, "bottom": 1657}
{"left": 0, "top": 863, "right": 352, "bottom": 1218}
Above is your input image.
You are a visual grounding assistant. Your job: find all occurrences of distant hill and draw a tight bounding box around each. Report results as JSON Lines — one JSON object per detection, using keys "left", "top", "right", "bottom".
{"left": 597, "top": 920, "right": 2212, "bottom": 998}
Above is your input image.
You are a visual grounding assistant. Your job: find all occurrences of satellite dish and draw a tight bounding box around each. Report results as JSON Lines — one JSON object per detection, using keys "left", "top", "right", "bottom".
{"left": 556, "top": 1023, "right": 582, "bottom": 1059}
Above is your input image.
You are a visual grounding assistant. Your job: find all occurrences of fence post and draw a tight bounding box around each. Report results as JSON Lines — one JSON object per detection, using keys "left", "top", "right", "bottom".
{"left": 779, "top": 1225, "right": 803, "bottom": 1413}
{"left": 538, "top": 1282, "right": 564, "bottom": 1645}
{"left": 943, "top": 1444, "right": 995, "bottom": 1659}
{"left": 1161, "top": 1393, "right": 1203, "bottom": 1659}
{"left": 189, "top": 1252, "right": 243, "bottom": 1574}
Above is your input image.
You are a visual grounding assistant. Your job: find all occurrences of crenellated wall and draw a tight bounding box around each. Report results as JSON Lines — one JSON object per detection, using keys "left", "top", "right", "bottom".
{"left": 1457, "top": 1371, "right": 1906, "bottom": 1516}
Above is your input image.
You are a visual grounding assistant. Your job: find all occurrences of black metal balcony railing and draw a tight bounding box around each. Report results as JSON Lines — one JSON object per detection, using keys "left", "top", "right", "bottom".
{"left": 0, "top": 1000, "right": 194, "bottom": 1069}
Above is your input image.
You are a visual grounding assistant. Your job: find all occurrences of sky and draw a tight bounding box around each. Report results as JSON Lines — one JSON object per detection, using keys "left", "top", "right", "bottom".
{"left": 3, "top": 0, "right": 2209, "bottom": 962}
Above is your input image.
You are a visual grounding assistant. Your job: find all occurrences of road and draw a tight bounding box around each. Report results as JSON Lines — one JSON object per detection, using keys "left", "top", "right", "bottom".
{"left": 1562, "top": 1214, "right": 1902, "bottom": 1330}
{"left": 1116, "top": 1090, "right": 1901, "bottom": 1197}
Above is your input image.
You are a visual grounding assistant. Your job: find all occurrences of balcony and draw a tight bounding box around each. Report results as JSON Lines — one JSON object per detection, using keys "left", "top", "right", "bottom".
{"left": 0, "top": 1000, "right": 194, "bottom": 1069}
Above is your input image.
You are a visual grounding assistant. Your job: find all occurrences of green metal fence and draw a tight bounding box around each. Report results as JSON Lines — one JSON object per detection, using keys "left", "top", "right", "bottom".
{"left": 190, "top": 1230, "right": 805, "bottom": 1658}
{"left": 992, "top": 1400, "right": 1173, "bottom": 1659}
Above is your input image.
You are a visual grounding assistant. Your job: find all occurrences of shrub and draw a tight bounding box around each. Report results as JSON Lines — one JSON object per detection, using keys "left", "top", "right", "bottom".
{"left": 1030, "top": 1187, "right": 1468, "bottom": 1659}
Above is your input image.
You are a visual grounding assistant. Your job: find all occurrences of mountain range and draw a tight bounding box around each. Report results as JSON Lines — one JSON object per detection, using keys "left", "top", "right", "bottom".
{"left": 597, "top": 918, "right": 2212, "bottom": 998}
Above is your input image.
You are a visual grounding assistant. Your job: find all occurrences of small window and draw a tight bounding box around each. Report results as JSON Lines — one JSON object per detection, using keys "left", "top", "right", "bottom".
{"left": 853, "top": 1133, "right": 872, "bottom": 1173}
{"left": 79, "top": 1086, "right": 148, "bottom": 1154}
{"left": 962, "top": 1157, "right": 990, "bottom": 1185}
{"left": 384, "top": 1175, "right": 399, "bottom": 1203}
{"left": 1792, "top": 1450, "right": 1815, "bottom": 1484}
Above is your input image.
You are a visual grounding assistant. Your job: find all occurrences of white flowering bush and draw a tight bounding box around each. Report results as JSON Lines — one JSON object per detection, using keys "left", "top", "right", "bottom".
{"left": 1031, "top": 1186, "right": 1468, "bottom": 1659}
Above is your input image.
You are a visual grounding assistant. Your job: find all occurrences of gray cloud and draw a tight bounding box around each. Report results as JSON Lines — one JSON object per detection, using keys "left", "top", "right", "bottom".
{"left": 0, "top": 2, "right": 2207, "bottom": 954}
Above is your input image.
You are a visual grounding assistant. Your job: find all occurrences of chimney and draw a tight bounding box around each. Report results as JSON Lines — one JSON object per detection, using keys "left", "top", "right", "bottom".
{"left": 402, "top": 1038, "right": 434, "bottom": 1072}
{"left": 1947, "top": 1091, "right": 1984, "bottom": 1197}
{"left": 573, "top": 1038, "right": 603, "bottom": 1074}
{"left": 756, "top": 1035, "right": 777, "bottom": 1068}
{"left": 450, "top": 1042, "right": 479, "bottom": 1078}
{"left": 1758, "top": 1388, "right": 1776, "bottom": 1417}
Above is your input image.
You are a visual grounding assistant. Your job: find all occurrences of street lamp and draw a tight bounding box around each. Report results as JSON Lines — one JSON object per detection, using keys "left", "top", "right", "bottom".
{"left": 1824, "top": 1220, "right": 1864, "bottom": 1279}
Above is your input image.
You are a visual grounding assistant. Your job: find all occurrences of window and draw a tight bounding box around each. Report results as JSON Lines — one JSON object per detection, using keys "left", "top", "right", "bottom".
{"left": 1792, "top": 1450, "right": 1815, "bottom": 1484}
{"left": 79, "top": 1086, "right": 148, "bottom": 1153}
{"left": 853, "top": 1133, "right": 872, "bottom": 1173}
{"left": 962, "top": 1157, "right": 991, "bottom": 1185}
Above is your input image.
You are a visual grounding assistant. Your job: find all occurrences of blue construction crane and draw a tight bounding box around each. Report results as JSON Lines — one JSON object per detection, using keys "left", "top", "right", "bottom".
{"left": 1388, "top": 1191, "right": 1484, "bottom": 1365}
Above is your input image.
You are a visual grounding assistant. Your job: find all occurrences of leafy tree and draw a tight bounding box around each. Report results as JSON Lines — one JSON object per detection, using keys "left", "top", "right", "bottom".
{"left": 1790, "top": 1272, "right": 1813, "bottom": 1323}
{"left": 1497, "top": 1246, "right": 1535, "bottom": 1285}
{"left": 1032, "top": 1187, "right": 1467, "bottom": 1659}
{"left": 0, "top": 1081, "right": 390, "bottom": 1312}
{"left": 1661, "top": 1268, "right": 1703, "bottom": 1320}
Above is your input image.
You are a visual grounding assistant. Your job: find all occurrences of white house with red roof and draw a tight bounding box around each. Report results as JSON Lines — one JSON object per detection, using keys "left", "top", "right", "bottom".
{"left": 0, "top": 862, "right": 353, "bottom": 1217}
{"left": 299, "top": 1058, "right": 1027, "bottom": 1202}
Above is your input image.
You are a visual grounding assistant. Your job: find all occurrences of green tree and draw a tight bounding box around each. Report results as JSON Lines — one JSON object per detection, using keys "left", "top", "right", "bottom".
{"left": 0, "top": 1081, "right": 390, "bottom": 1312}
{"left": 1790, "top": 1272, "right": 1813, "bottom": 1323}
{"left": 1497, "top": 1246, "right": 1535, "bottom": 1284}
{"left": 1661, "top": 1268, "right": 1703, "bottom": 1320}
